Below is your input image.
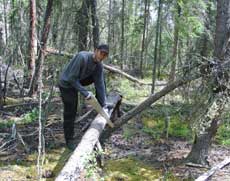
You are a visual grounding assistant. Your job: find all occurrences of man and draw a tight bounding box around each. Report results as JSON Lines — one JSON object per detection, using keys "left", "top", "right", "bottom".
{"left": 59, "top": 44, "right": 109, "bottom": 149}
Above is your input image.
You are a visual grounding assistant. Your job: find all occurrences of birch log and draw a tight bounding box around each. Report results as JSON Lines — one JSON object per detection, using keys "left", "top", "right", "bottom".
{"left": 55, "top": 92, "right": 121, "bottom": 181}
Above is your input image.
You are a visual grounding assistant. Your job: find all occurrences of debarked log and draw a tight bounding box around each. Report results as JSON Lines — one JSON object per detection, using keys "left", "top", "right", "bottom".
{"left": 55, "top": 92, "right": 122, "bottom": 181}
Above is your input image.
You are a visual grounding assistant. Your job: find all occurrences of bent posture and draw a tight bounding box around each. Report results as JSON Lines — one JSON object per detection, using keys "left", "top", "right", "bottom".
{"left": 59, "top": 44, "right": 109, "bottom": 149}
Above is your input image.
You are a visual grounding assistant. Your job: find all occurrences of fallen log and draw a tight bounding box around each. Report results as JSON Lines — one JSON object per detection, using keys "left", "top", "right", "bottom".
{"left": 55, "top": 92, "right": 122, "bottom": 181}
{"left": 101, "top": 74, "right": 200, "bottom": 141}
{"left": 103, "top": 64, "right": 152, "bottom": 86}
{"left": 195, "top": 158, "right": 230, "bottom": 181}
{"left": 45, "top": 48, "right": 153, "bottom": 86}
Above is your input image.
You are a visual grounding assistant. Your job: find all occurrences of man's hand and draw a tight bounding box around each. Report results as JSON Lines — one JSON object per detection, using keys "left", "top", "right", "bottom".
{"left": 85, "top": 91, "right": 93, "bottom": 100}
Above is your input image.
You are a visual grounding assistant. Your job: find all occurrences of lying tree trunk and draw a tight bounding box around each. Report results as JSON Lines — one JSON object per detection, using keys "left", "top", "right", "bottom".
{"left": 101, "top": 74, "right": 200, "bottom": 141}
{"left": 103, "top": 64, "right": 152, "bottom": 86}
{"left": 55, "top": 92, "right": 122, "bottom": 181}
{"left": 195, "top": 158, "right": 230, "bottom": 181}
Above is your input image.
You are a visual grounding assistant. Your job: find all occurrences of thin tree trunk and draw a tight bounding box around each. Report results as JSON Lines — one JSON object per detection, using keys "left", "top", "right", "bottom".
{"left": 152, "top": 0, "right": 162, "bottom": 94}
{"left": 29, "top": 0, "right": 54, "bottom": 96}
{"left": 3, "top": 0, "right": 8, "bottom": 46}
{"left": 157, "top": 8, "right": 163, "bottom": 78}
{"left": 0, "top": 28, "right": 4, "bottom": 55}
{"left": 90, "top": 0, "right": 100, "bottom": 49}
{"left": 169, "top": 2, "right": 181, "bottom": 82}
{"left": 107, "top": 0, "right": 112, "bottom": 46}
{"left": 120, "top": 0, "right": 125, "bottom": 69}
{"left": 78, "top": 0, "right": 89, "bottom": 51}
{"left": 140, "top": 0, "right": 148, "bottom": 78}
{"left": 28, "top": 0, "right": 37, "bottom": 86}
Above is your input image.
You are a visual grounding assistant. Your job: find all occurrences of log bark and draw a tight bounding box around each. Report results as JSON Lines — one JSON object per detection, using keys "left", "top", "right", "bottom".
{"left": 55, "top": 92, "right": 122, "bottom": 181}
{"left": 195, "top": 158, "right": 230, "bottom": 181}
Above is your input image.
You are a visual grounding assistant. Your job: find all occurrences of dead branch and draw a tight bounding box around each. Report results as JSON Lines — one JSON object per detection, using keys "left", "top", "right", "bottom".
{"left": 195, "top": 158, "right": 230, "bottom": 181}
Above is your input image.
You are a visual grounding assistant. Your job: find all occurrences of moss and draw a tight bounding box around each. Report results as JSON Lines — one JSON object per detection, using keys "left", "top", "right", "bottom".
{"left": 142, "top": 114, "right": 192, "bottom": 140}
{"left": 0, "top": 148, "right": 72, "bottom": 180}
{"left": 104, "top": 157, "right": 179, "bottom": 180}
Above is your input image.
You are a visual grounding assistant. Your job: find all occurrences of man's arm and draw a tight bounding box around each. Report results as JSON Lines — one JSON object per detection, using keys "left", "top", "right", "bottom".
{"left": 63, "top": 53, "right": 89, "bottom": 97}
{"left": 93, "top": 63, "right": 106, "bottom": 107}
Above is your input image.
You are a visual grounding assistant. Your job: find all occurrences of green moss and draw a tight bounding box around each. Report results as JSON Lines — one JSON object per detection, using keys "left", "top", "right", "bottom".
{"left": 141, "top": 113, "right": 192, "bottom": 140}
{"left": 104, "top": 157, "right": 178, "bottom": 181}
{"left": 215, "top": 123, "right": 230, "bottom": 146}
{"left": 0, "top": 147, "right": 72, "bottom": 180}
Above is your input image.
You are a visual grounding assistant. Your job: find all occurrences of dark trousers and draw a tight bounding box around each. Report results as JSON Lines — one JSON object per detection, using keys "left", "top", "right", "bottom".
{"left": 59, "top": 76, "right": 94, "bottom": 143}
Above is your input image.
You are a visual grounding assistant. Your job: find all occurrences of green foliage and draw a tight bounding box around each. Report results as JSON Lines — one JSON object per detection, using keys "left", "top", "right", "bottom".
{"left": 215, "top": 123, "right": 230, "bottom": 146}
{"left": 123, "top": 124, "right": 138, "bottom": 140}
{"left": 107, "top": 76, "right": 150, "bottom": 103}
{"left": 22, "top": 108, "right": 39, "bottom": 124}
{"left": 142, "top": 126, "right": 162, "bottom": 140}
{"left": 141, "top": 104, "right": 193, "bottom": 140}
{"left": 0, "top": 108, "right": 38, "bottom": 129}
{"left": 168, "top": 116, "right": 191, "bottom": 139}
{"left": 84, "top": 150, "right": 104, "bottom": 179}
{"left": 0, "top": 119, "right": 15, "bottom": 129}
{"left": 174, "top": 0, "right": 205, "bottom": 38}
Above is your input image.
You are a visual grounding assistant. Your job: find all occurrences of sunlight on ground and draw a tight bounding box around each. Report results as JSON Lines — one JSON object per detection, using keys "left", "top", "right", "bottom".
{"left": 104, "top": 157, "right": 178, "bottom": 181}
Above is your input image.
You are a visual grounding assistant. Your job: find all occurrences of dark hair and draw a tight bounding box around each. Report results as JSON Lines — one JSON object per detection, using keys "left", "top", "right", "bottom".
{"left": 97, "top": 44, "right": 109, "bottom": 54}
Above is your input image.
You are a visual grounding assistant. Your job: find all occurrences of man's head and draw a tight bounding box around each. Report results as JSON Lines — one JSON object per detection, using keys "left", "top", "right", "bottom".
{"left": 94, "top": 44, "right": 109, "bottom": 62}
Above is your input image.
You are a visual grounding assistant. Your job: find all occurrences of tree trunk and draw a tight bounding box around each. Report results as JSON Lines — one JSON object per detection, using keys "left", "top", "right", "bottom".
{"left": 78, "top": 0, "right": 90, "bottom": 51}
{"left": 0, "top": 66, "right": 3, "bottom": 108}
{"left": 0, "top": 28, "right": 4, "bottom": 55}
{"left": 140, "top": 0, "right": 148, "bottom": 78}
{"left": 28, "top": 0, "right": 37, "bottom": 86}
{"left": 157, "top": 7, "right": 163, "bottom": 78}
{"left": 56, "top": 93, "right": 122, "bottom": 180}
{"left": 186, "top": 0, "right": 230, "bottom": 165}
{"left": 186, "top": 119, "right": 219, "bottom": 165}
{"left": 90, "top": 0, "right": 100, "bottom": 49}
{"left": 28, "top": 0, "right": 54, "bottom": 96}
{"left": 120, "top": 0, "right": 125, "bottom": 70}
{"left": 169, "top": 2, "right": 181, "bottom": 82}
{"left": 152, "top": 0, "right": 162, "bottom": 94}
{"left": 107, "top": 0, "right": 112, "bottom": 46}
{"left": 3, "top": 0, "right": 8, "bottom": 46}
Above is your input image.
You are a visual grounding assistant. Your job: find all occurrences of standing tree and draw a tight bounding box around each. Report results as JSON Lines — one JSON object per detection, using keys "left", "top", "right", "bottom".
{"left": 169, "top": 1, "right": 181, "bottom": 82}
{"left": 140, "top": 0, "right": 148, "bottom": 78}
{"left": 90, "top": 0, "right": 100, "bottom": 49}
{"left": 29, "top": 0, "right": 54, "bottom": 96}
{"left": 186, "top": 0, "right": 230, "bottom": 165}
{"left": 28, "top": 0, "right": 37, "bottom": 85}
{"left": 120, "top": 0, "right": 125, "bottom": 69}
{"left": 152, "top": 0, "right": 162, "bottom": 93}
{"left": 78, "top": 0, "right": 90, "bottom": 51}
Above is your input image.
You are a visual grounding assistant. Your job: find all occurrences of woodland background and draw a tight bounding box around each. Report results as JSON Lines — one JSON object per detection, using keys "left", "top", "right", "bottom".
{"left": 0, "top": 0, "right": 230, "bottom": 180}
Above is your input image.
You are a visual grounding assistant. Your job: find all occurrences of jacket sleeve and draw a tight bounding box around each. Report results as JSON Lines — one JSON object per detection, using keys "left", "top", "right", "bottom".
{"left": 93, "top": 63, "right": 106, "bottom": 107}
{"left": 67, "top": 54, "right": 89, "bottom": 97}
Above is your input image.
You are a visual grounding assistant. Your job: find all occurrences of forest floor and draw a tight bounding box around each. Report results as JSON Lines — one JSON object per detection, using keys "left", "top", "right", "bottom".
{"left": 0, "top": 95, "right": 230, "bottom": 181}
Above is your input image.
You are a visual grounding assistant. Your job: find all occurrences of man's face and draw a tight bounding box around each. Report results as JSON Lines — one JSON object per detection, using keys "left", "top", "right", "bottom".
{"left": 94, "top": 49, "right": 108, "bottom": 62}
